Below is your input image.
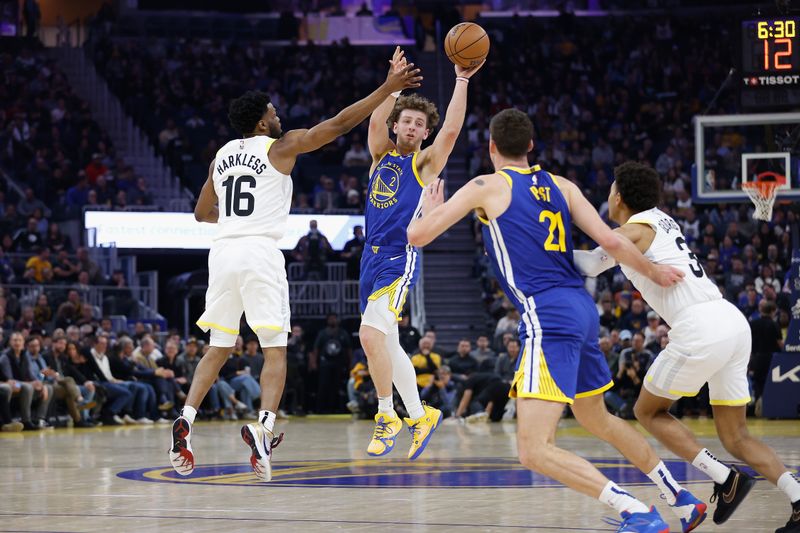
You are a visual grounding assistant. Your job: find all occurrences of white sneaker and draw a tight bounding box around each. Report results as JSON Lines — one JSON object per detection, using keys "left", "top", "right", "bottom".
{"left": 346, "top": 400, "right": 359, "bottom": 413}
{"left": 112, "top": 414, "right": 125, "bottom": 425}
{"left": 122, "top": 414, "right": 137, "bottom": 425}
{"left": 276, "top": 409, "right": 289, "bottom": 420}
{"left": 168, "top": 416, "right": 194, "bottom": 476}
{"left": 240, "top": 423, "right": 283, "bottom": 481}
{"left": 137, "top": 417, "right": 154, "bottom": 425}
{"left": 466, "top": 411, "right": 489, "bottom": 423}
{"left": 234, "top": 401, "right": 248, "bottom": 412}
{"left": 155, "top": 418, "right": 171, "bottom": 425}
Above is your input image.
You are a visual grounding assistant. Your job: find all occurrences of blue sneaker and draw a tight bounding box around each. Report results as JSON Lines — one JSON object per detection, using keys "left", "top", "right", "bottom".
{"left": 670, "top": 490, "right": 707, "bottom": 532}
{"left": 606, "top": 506, "right": 670, "bottom": 533}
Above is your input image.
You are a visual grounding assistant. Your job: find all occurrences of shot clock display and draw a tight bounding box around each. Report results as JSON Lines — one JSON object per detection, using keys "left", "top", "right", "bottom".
{"left": 741, "top": 18, "right": 800, "bottom": 109}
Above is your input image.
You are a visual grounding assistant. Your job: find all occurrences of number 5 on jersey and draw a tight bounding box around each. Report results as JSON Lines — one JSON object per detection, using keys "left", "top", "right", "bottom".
{"left": 540, "top": 210, "right": 566, "bottom": 252}
{"left": 222, "top": 175, "right": 256, "bottom": 216}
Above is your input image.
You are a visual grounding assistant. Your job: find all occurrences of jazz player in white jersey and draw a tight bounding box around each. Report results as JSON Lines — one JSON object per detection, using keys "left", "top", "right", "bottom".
{"left": 575, "top": 162, "right": 800, "bottom": 532}
{"left": 168, "top": 51, "right": 422, "bottom": 481}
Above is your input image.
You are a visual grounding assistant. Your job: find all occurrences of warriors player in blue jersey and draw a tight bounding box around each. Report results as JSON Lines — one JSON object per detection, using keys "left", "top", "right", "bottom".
{"left": 408, "top": 109, "right": 707, "bottom": 533}
{"left": 360, "top": 48, "right": 483, "bottom": 460}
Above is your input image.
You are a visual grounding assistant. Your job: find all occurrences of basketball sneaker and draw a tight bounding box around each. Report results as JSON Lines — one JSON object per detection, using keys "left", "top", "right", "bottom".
{"left": 669, "top": 490, "right": 707, "bottom": 532}
{"left": 405, "top": 404, "right": 442, "bottom": 460}
{"left": 367, "top": 411, "right": 402, "bottom": 457}
{"left": 168, "top": 416, "right": 194, "bottom": 476}
{"left": 775, "top": 499, "right": 800, "bottom": 532}
{"left": 605, "top": 506, "right": 670, "bottom": 533}
{"left": 710, "top": 465, "right": 756, "bottom": 524}
{"left": 241, "top": 423, "right": 284, "bottom": 481}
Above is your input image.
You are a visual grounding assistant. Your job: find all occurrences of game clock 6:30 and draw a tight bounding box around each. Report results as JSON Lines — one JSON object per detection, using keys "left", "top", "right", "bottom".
{"left": 746, "top": 18, "right": 799, "bottom": 72}
{"left": 757, "top": 20, "right": 796, "bottom": 40}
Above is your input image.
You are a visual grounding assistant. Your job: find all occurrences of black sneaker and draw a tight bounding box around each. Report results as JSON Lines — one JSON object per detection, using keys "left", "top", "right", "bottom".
{"left": 710, "top": 465, "right": 756, "bottom": 524}
{"left": 776, "top": 500, "right": 800, "bottom": 532}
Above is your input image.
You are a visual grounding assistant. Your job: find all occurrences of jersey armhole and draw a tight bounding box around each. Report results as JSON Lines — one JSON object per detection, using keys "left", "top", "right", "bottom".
{"left": 411, "top": 151, "right": 424, "bottom": 188}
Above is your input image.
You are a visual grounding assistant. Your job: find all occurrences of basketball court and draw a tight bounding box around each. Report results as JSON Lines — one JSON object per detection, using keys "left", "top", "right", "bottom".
{"left": 1, "top": 418, "right": 798, "bottom": 531}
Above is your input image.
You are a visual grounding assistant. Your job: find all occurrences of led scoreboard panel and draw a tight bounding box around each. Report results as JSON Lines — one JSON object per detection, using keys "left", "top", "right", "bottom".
{"left": 741, "top": 18, "right": 800, "bottom": 109}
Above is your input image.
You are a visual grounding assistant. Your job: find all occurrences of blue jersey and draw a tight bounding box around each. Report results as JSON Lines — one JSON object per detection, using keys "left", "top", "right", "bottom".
{"left": 481, "top": 164, "right": 584, "bottom": 312}
{"left": 365, "top": 149, "right": 424, "bottom": 247}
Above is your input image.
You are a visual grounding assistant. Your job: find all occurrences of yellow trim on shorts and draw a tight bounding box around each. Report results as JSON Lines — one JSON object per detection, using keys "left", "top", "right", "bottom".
{"left": 575, "top": 380, "right": 614, "bottom": 399}
{"left": 196, "top": 321, "right": 238, "bottom": 335}
{"left": 710, "top": 398, "right": 751, "bottom": 406}
{"left": 515, "top": 391, "right": 574, "bottom": 405}
{"left": 367, "top": 277, "right": 407, "bottom": 320}
{"left": 412, "top": 151, "right": 424, "bottom": 188}
{"left": 252, "top": 324, "right": 284, "bottom": 332}
{"left": 509, "top": 347, "right": 572, "bottom": 404}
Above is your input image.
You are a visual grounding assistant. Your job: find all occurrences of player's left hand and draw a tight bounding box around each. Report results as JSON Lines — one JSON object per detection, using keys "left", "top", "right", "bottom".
{"left": 422, "top": 179, "right": 444, "bottom": 216}
{"left": 650, "top": 264, "right": 685, "bottom": 288}
{"left": 455, "top": 59, "right": 486, "bottom": 79}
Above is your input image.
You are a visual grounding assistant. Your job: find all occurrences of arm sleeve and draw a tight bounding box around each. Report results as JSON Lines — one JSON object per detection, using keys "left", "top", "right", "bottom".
{"left": 573, "top": 247, "right": 618, "bottom": 278}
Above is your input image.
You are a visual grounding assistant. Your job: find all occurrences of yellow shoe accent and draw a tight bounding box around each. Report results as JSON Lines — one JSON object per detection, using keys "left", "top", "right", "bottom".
{"left": 367, "top": 411, "right": 402, "bottom": 456}
{"left": 404, "top": 405, "right": 442, "bottom": 460}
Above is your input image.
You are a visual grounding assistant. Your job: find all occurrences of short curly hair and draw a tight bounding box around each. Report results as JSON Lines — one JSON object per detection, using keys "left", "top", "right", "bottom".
{"left": 387, "top": 94, "right": 440, "bottom": 131}
{"left": 228, "top": 91, "right": 270, "bottom": 136}
{"left": 613, "top": 161, "right": 662, "bottom": 213}
{"left": 489, "top": 108, "right": 533, "bottom": 157}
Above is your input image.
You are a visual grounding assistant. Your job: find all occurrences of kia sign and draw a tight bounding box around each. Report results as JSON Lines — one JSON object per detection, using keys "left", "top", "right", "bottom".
{"left": 84, "top": 211, "right": 365, "bottom": 251}
{"left": 762, "top": 353, "right": 800, "bottom": 418}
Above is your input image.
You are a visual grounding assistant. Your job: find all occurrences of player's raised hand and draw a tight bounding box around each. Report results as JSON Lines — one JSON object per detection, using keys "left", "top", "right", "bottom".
{"left": 650, "top": 264, "right": 685, "bottom": 288}
{"left": 385, "top": 51, "right": 421, "bottom": 93}
{"left": 455, "top": 59, "right": 486, "bottom": 79}
{"left": 422, "top": 178, "right": 444, "bottom": 216}
{"left": 389, "top": 45, "right": 407, "bottom": 73}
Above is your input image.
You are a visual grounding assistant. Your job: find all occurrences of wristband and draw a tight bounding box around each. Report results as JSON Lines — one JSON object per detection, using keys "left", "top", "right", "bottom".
{"left": 456, "top": 77, "right": 469, "bottom": 84}
{"left": 391, "top": 90, "right": 402, "bottom": 98}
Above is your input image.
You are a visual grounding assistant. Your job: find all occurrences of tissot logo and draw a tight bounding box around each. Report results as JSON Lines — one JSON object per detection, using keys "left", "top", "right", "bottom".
{"left": 772, "top": 364, "right": 800, "bottom": 383}
{"left": 743, "top": 75, "right": 800, "bottom": 86}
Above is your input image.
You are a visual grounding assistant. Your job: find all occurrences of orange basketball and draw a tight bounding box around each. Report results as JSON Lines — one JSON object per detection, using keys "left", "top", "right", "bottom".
{"left": 444, "top": 22, "right": 490, "bottom": 68}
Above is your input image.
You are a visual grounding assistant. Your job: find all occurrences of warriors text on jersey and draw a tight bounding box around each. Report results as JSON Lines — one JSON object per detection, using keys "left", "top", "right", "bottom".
{"left": 212, "top": 136, "right": 293, "bottom": 241}
{"left": 620, "top": 208, "right": 722, "bottom": 325}
{"left": 364, "top": 149, "right": 424, "bottom": 247}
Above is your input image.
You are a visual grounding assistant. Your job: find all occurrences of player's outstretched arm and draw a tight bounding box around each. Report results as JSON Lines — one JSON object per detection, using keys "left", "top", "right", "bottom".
{"left": 573, "top": 225, "right": 652, "bottom": 277}
{"left": 367, "top": 47, "right": 405, "bottom": 162}
{"left": 194, "top": 160, "right": 219, "bottom": 223}
{"left": 408, "top": 174, "right": 496, "bottom": 247}
{"left": 560, "top": 178, "right": 683, "bottom": 288}
{"left": 416, "top": 61, "right": 485, "bottom": 184}
{"left": 271, "top": 55, "right": 421, "bottom": 171}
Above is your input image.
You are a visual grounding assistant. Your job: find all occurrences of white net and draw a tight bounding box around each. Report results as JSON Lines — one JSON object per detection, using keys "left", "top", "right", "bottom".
{"left": 742, "top": 182, "right": 780, "bottom": 221}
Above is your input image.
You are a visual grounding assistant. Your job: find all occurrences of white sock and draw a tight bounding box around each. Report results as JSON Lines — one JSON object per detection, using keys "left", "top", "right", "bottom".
{"left": 777, "top": 471, "right": 800, "bottom": 503}
{"left": 599, "top": 481, "right": 650, "bottom": 515}
{"left": 378, "top": 396, "right": 394, "bottom": 415}
{"left": 259, "top": 410, "right": 276, "bottom": 434}
{"left": 180, "top": 406, "right": 197, "bottom": 424}
{"left": 692, "top": 448, "right": 731, "bottom": 484}
{"left": 647, "top": 461, "right": 683, "bottom": 505}
{"left": 387, "top": 330, "right": 425, "bottom": 419}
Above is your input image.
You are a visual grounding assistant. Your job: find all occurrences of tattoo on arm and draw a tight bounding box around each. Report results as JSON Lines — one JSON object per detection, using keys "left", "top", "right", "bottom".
{"left": 475, "top": 178, "right": 485, "bottom": 186}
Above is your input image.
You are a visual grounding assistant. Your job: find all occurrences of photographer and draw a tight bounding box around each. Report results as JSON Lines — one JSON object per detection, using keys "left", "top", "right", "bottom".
{"left": 604, "top": 332, "right": 652, "bottom": 418}
{"left": 420, "top": 365, "right": 458, "bottom": 418}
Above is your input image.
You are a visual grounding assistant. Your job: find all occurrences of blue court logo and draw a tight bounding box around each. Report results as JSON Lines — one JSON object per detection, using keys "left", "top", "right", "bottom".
{"left": 117, "top": 458, "right": 771, "bottom": 489}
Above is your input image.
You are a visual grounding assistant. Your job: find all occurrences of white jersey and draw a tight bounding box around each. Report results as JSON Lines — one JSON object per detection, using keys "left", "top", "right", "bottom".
{"left": 620, "top": 208, "right": 722, "bottom": 325}
{"left": 212, "top": 136, "right": 292, "bottom": 241}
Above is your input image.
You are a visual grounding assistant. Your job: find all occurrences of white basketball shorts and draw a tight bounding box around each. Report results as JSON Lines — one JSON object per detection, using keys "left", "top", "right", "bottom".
{"left": 196, "top": 236, "right": 290, "bottom": 347}
{"left": 643, "top": 299, "right": 751, "bottom": 406}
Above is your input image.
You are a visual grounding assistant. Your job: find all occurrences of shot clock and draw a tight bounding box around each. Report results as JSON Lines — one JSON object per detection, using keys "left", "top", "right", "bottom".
{"left": 741, "top": 17, "right": 800, "bottom": 109}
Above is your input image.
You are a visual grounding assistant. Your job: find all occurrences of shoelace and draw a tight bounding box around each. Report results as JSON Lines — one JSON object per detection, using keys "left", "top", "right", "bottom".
{"left": 709, "top": 483, "right": 721, "bottom": 504}
{"left": 372, "top": 420, "right": 391, "bottom": 440}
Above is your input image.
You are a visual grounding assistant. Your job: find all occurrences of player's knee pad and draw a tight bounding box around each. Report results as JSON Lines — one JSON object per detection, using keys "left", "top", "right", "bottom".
{"left": 360, "top": 295, "right": 398, "bottom": 335}
{"left": 256, "top": 327, "right": 287, "bottom": 349}
{"left": 209, "top": 328, "right": 237, "bottom": 348}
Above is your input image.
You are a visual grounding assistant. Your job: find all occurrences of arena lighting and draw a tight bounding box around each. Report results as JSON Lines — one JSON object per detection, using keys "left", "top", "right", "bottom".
{"left": 84, "top": 211, "right": 364, "bottom": 250}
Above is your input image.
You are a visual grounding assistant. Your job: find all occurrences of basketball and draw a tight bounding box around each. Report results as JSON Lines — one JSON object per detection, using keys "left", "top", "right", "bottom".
{"left": 444, "top": 22, "right": 490, "bottom": 68}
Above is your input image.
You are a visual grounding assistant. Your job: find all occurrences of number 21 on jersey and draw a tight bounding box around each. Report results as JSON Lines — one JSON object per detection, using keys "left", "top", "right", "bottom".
{"left": 539, "top": 210, "right": 566, "bottom": 252}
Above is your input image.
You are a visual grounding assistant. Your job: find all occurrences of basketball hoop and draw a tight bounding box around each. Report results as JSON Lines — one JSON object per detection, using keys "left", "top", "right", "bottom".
{"left": 742, "top": 171, "right": 786, "bottom": 221}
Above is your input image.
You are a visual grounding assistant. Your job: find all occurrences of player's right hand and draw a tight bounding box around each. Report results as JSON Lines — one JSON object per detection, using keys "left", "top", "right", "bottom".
{"left": 650, "top": 264, "right": 685, "bottom": 288}
{"left": 385, "top": 49, "right": 422, "bottom": 92}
